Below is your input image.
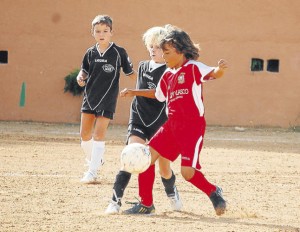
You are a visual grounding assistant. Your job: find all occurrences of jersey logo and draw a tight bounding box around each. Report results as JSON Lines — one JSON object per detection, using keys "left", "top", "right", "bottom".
{"left": 95, "top": 59, "right": 107, "bottom": 62}
{"left": 143, "top": 73, "right": 153, "bottom": 81}
{"left": 147, "top": 82, "right": 156, "bottom": 89}
{"left": 178, "top": 73, "right": 185, "bottom": 84}
{"left": 102, "top": 64, "right": 115, "bottom": 73}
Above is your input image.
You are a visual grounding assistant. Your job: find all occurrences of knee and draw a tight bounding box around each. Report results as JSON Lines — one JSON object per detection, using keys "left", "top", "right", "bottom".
{"left": 159, "top": 166, "right": 172, "bottom": 179}
{"left": 181, "top": 167, "right": 195, "bottom": 181}
{"left": 80, "top": 131, "right": 92, "bottom": 141}
{"left": 157, "top": 156, "right": 172, "bottom": 179}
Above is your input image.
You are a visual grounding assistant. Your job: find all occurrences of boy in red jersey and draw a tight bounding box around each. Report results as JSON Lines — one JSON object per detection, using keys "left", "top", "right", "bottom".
{"left": 124, "top": 25, "right": 228, "bottom": 216}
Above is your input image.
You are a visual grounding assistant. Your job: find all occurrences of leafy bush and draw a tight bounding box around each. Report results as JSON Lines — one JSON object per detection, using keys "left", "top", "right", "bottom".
{"left": 63, "top": 68, "right": 84, "bottom": 96}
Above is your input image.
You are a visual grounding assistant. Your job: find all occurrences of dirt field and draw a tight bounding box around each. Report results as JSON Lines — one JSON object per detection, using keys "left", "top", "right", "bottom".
{"left": 0, "top": 121, "right": 299, "bottom": 232}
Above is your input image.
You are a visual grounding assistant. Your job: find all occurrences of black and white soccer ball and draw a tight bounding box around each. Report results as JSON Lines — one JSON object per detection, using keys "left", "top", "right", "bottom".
{"left": 120, "top": 143, "right": 151, "bottom": 174}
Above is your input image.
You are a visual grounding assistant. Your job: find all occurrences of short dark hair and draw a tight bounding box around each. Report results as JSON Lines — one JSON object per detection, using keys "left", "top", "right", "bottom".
{"left": 91, "top": 15, "right": 113, "bottom": 30}
{"left": 160, "top": 26, "right": 200, "bottom": 60}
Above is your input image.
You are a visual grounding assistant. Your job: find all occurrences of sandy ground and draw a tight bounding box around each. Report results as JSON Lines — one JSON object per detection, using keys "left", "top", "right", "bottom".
{"left": 0, "top": 121, "right": 299, "bottom": 232}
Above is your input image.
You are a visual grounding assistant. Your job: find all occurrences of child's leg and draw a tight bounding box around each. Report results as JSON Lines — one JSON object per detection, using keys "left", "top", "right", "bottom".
{"left": 159, "top": 157, "right": 182, "bottom": 211}
{"left": 80, "top": 113, "right": 97, "bottom": 183}
{"left": 89, "top": 140, "right": 105, "bottom": 174}
{"left": 89, "top": 116, "right": 110, "bottom": 174}
{"left": 80, "top": 112, "right": 95, "bottom": 141}
{"left": 105, "top": 170, "right": 131, "bottom": 214}
{"left": 106, "top": 136, "right": 145, "bottom": 214}
{"left": 183, "top": 167, "right": 226, "bottom": 215}
{"left": 81, "top": 138, "right": 93, "bottom": 166}
{"left": 138, "top": 164, "right": 155, "bottom": 206}
{"left": 80, "top": 112, "right": 96, "bottom": 164}
{"left": 137, "top": 146, "right": 162, "bottom": 207}
{"left": 81, "top": 116, "right": 109, "bottom": 183}
{"left": 123, "top": 146, "right": 160, "bottom": 214}
{"left": 159, "top": 157, "right": 174, "bottom": 194}
{"left": 112, "top": 171, "right": 132, "bottom": 202}
{"left": 184, "top": 167, "right": 216, "bottom": 196}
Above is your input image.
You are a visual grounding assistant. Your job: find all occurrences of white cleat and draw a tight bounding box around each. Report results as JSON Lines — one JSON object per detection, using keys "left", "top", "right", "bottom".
{"left": 105, "top": 200, "right": 121, "bottom": 215}
{"left": 168, "top": 186, "right": 183, "bottom": 211}
{"left": 80, "top": 171, "right": 97, "bottom": 184}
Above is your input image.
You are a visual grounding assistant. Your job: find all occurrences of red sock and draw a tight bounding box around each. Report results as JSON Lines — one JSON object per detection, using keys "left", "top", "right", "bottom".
{"left": 138, "top": 164, "right": 155, "bottom": 207}
{"left": 188, "top": 170, "right": 216, "bottom": 196}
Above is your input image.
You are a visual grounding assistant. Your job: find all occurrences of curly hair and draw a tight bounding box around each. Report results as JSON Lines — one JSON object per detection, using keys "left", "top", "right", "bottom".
{"left": 160, "top": 25, "right": 200, "bottom": 60}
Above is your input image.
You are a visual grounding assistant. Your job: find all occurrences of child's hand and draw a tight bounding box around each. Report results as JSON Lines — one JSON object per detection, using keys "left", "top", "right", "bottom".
{"left": 77, "top": 75, "right": 86, "bottom": 87}
{"left": 218, "top": 59, "right": 228, "bottom": 70}
{"left": 120, "top": 88, "right": 134, "bottom": 97}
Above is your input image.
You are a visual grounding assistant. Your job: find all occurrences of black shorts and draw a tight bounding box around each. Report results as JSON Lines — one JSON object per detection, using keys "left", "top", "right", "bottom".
{"left": 82, "top": 109, "right": 114, "bottom": 120}
{"left": 126, "top": 123, "right": 161, "bottom": 144}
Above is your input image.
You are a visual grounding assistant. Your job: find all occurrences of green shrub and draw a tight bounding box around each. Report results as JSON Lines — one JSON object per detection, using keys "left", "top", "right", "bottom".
{"left": 63, "top": 68, "right": 84, "bottom": 96}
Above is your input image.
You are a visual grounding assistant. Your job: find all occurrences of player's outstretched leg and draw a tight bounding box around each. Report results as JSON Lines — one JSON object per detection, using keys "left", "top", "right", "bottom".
{"left": 123, "top": 164, "right": 156, "bottom": 215}
{"left": 161, "top": 171, "right": 183, "bottom": 211}
{"left": 187, "top": 170, "right": 226, "bottom": 215}
{"left": 209, "top": 186, "right": 227, "bottom": 216}
{"left": 105, "top": 171, "right": 131, "bottom": 214}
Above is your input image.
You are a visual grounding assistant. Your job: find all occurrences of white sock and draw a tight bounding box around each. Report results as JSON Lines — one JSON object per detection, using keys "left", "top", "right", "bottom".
{"left": 89, "top": 141, "right": 105, "bottom": 174}
{"left": 81, "top": 139, "right": 93, "bottom": 165}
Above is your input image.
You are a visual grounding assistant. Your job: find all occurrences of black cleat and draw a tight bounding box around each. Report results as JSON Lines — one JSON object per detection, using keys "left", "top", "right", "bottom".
{"left": 209, "top": 186, "right": 227, "bottom": 216}
{"left": 123, "top": 202, "right": 155, "bottom": 215}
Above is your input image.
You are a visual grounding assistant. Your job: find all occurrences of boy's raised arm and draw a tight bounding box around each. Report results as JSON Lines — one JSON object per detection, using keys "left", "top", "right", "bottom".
{"left": 120, "top": 88, "right": 156, "bottom": 98}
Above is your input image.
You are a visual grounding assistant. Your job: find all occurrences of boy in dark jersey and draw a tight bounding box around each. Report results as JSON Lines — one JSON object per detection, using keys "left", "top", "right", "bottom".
{"left": 76, "top": 15, "right": 136, "bottom": 183}
{"left": 124, "top": 25, "right": 228, "bottom": 216}
{"left": 105, "top": 26, "right": 182, "bottom": 214}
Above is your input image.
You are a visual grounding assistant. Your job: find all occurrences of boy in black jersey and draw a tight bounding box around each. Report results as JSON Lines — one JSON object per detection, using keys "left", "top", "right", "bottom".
{"left": 76, "top": 15, "right": 136, "bottom": 183}
{"left": 105, "top": 26, "right": 182, "bottom": 214}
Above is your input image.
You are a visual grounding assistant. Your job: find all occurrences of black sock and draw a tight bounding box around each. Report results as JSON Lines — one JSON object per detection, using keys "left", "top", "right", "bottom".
{"left": 112, "top": 171, "right": 131, "bottom": 203}
{"left": 161, "top": 171, "right": 176, "bottom": 196}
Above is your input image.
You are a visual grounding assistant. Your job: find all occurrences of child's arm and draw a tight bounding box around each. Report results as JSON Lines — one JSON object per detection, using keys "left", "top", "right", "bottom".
{"left": 127, "top": 70, "right": 138, "bottom": 80}
{"left": 209, "top": 59, "right": 228, "bottom": 79}
{"left": 120, "top": 88, "right": 156, "bottom": 99}
{"left": 76, "top": 70, "right": 88, "bottom": 87}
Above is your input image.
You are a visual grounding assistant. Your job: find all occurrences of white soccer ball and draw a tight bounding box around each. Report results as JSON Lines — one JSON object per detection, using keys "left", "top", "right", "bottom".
{"left": 120, "top": 143, "right": 151, "bottom": 174}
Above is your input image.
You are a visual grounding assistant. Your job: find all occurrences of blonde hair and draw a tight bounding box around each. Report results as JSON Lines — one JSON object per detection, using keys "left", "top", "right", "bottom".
{"left": 142, "top": 26, "right": 167, "bottom": 49}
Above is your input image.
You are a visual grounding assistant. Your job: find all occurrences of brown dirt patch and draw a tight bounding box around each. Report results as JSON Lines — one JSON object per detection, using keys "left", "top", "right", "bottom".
{"left": 0, "top": 121, "right": 299, "bottom": 231}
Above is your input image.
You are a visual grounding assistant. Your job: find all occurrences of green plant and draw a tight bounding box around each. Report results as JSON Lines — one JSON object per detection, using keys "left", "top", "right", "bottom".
{"left": 63, "top": 68, "right": 84, "bottom": 96}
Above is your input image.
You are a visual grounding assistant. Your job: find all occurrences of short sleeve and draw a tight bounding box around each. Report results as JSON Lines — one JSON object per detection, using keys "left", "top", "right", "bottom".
{"left": 196, "top": 62, "right": 215, "bottom": 83}
{"left": 81, "top": 51, "right": 90, "bottom": 74}
{"left": 188, "top": 61, "right": 215, "bottom": 85}
{"left": 155, "top": 74, "right": 168, "bottom": 102}
{"left": 120, "top": 49, "right": 134, "bottom": 75}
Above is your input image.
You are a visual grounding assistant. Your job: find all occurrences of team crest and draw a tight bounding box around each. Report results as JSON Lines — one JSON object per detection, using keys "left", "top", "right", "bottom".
{"left": 178, "top": 73, "right": 185, "bottom": 84}
{"left": 103, "top": 64, "right": 115, "bottom": 73}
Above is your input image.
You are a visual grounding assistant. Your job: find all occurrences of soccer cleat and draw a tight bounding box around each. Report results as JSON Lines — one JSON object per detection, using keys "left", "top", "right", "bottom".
{"left": 168, "top": 186, "right": 183, "bottom": 211}
{"left": 80, "top": 171, "right": 97, "bottom": 184}
{"left": 105, "top": 200, "right": 121, "bottom": 215}
{"left": 123, "top": 202, "right": 155, "bottom": 215}
{"left": 209, "top": 186, "right": 227, "bottom": 216}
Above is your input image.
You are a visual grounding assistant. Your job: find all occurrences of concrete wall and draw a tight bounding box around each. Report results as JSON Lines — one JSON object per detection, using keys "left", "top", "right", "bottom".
{"left": 0, "top": 0, "right": 299, "bottom": 128}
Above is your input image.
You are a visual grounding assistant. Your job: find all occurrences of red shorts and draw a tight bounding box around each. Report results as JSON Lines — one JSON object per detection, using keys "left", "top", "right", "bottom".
{"left": 149, "top": 117, "right": 206, "bottom": 170}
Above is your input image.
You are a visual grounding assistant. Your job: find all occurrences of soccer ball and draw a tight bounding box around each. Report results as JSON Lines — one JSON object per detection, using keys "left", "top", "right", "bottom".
{"left": 120, "top": 143, "right": 151, "bottom": 174}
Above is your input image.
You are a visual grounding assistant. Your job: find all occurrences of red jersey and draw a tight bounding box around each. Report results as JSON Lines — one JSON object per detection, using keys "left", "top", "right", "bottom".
{"left": 155, "top": 60, "right": 215, "bottom": 119}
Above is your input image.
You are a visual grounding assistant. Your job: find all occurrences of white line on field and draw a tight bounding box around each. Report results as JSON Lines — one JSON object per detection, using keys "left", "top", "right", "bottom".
{"left": 1, "top": 173, "right": 78, "bottom": 178}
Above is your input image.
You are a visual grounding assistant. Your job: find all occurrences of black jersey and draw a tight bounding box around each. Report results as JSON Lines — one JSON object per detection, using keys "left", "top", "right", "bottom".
{"left": 130, "top": 60, "right": 167, "bottom": 127}
{"left": 80, "top": 43, "right": 134, "bottom": 113}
